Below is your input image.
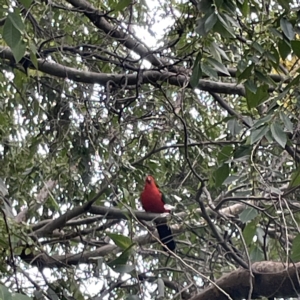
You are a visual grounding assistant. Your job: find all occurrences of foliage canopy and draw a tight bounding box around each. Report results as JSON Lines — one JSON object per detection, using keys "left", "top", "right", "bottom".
{"left": 1, "top": 0, "right": 300, "bottom": 299}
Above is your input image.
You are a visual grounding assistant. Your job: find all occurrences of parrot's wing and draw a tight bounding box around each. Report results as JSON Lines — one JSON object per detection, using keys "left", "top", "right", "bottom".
{"left": 161, "top": 192, "right": 175, "bottom": 210}
{"left": 161, "top": 191, "right": 167, "bottom": 204}
{"left": 156, "top": 181, "right": 175, "bottom": 210}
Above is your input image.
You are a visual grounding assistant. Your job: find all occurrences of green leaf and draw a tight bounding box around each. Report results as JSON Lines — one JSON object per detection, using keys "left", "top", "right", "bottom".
{"left": 270, "top": 27, "right": 283, "bottom": 39}
{"left": 252, "top": 41, "right": 264, "bottom": 54}
{"left": 204, "top": 12, "right": 217, "bottom": 33}
{"left": 0, "top": 237, "right": 8, "bottom": 248}
{"left": 190, "top": 52, "right": 202, "bottom": 88}
{"left": 107, "top": 233, "right": 132, "bottom": 250}
{"left": 268, "top": 44, "right": 280, "bottom": 64}
{"left": 29, "top": 50, "right": 38, "bottom": 70}
{"left": 245, "top": 84, "right": 269, "bottom": 109}
{"left": 0, "top": 285, "right": 12, "bottom": 300}
{"left": 250, "top": 244, "right": 264, "bottom": 262}
{"left": 7, "top": 11, "right": 25, "bottom": 33}
{"left": 12, "top": 40, "right": 26, "bottom": 63}
{"left": 254, "top": 70, "right": 276, "bottom": 87}
{"left": 270, "top": 122, "right": 287, "bottom": 148}
{"left": 289, "top": 166, "right": 300, "bottom": 188}
{"left": 114, "top": 0, "right": 132, "bottom": 13}
{"left": 214, "top": 0, "right": 224, "bottom": 9}
{"left": 12, "top": 293, "right": 32, "bottom": 300}
{"left": 256, "top": 227, "right": 267, "bottom": 246}
{"left": 125, "top": 295, "right": 140, "bottom": 300}
{"left": 190, "top": 64, "right": 202, "bottom": 88}
{"left": 291, "top": 234, "right": 300, "bottom": 262}
{"left": 241, "top": 0, "right": 249, "bottom": 17}
{"left": 108, "top": 245, "right": 135, "bottom": 273}
{"left": 206, "top": 57, "right": 230, "bottom": 76}
{"left": 255, "top": 84, "right": 269, "bottom": 103}
{"left": 227, "top": 118, "right": 242, "bottom": 136}
{"left": 278, "top": 39, "right": 291, "bottom": 60}
{"left": 197, "top": 0, "right": 212, "bottom": 11}
{"left": 209, "top": 42, "right": 230, "bottom": 62}
{"left": 239, "top": 207, "right": 258, "bottom": 223}
{"left": 280, "top": 111, "right": 293, "bottom": 133}
{"left": 217, "top": 145, "right": 233, "bottom": 163}
{"left": 157, "top": 278, "right": 165, "bottom": 298}
{"left": 46, "top": 288, "right": 59, "bottom": 300}
{"left": 3, "top": 17, "right": 21, "bottom": 49}
{"left": 209, "top": 42, "right": 221, "bottom": 62}
{"left": 161, "top": 192, "right": 171, "bottom": 205}
{"left": 195, "top": 17, "right": 206, "bottom": 37}
{"left": 108, "top": 247, "right": 132, "bottom": 266}
{"left": 214, "top": 18, "right": 235, "bottom": 38}
{"left": 245, "top": 80, "right": 257, "bottom": 93}
{"left": 217, "top": 14, "right": 236, "bottom": 37}
{"left": 123, "top": 187, "right": 129, "bottom": 201}
{"left": 242, "top": 219, "right": 257, "bottom": 246}
{"left": 25, "top": 248, "right": 31, "bottom": 255}
{"left": 19, "top": 0, "right": 33, "bottom": 9}
{"left": 264, "top": 129, "right": 273, "bottom": 143}
{"left": 223, "top": 175, "right": 239, "bottom": 185}
{"left": 291, "top": 40, "right": 300, "bottom": 59}
{"left": 252, "top": 114, "right": 272, "bottom": 129}
{"left": 109, "top": 264, "right": 135, "bottom": 274}
{"left": 233, "top": 144, "right": 251, "bottom": 159}
{"left": 201, "top": 61, "right": 218, "bottom": 79}
{"left": 280, "top": 17, "right": 294, "bottom": 40}
{"left": 250, "top": 125, "right": 268, "bottom": 144}
{"left": 278, "top": 75, "right": 300, "bottom": 106}
{"left": 214, "top": 163, "right": 229, "bottom": 187}
{"left": 237, "top": 64, "right": 254, "bottom": 82}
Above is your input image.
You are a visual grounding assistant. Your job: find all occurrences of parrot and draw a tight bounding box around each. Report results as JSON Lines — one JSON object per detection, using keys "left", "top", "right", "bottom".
{"left": 140, "top": 175, "right": 176, "bottom": 251}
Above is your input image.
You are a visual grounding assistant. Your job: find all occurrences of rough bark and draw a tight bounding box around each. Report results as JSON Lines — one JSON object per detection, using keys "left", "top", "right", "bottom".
{"left": 190, "top": 261, "right": 300, "bottom": 300}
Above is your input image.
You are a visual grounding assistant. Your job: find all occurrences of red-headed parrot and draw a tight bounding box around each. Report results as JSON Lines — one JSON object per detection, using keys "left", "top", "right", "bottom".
{"left": 140, "top": 175, "right": 176, "bottom": 251}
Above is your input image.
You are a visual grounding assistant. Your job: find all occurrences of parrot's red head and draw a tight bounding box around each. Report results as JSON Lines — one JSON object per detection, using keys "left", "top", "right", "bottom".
{"left": 145, "top": 175, "right": 160, "bottom": 190}
{"left": 145, "top": 175, "right": 155, "bottom": 185}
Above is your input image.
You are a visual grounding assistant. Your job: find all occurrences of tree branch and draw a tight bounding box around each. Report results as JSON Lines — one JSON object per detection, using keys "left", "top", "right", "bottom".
{"left": 0, "top": 46, "right": 271, "bottom": 96}
{"left": 65, "top": 0, "right": 164, "bottom": 68}
{"left": 190, "top": 261, "right": 300, "bottom": 300}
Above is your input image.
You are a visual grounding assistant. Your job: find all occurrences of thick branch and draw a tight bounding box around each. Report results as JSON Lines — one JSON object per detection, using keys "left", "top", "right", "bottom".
{"left": 31, "top": 206, "right": 173, "bottom": 232}
{"left": 0, "top": 46, "right": 246, "bottom": 95}
{"left": 31, "top": 201, "right": 253, "bottom": 233}
{"left": 21, "top": 225, "right": 183, "bottom": 268}
{"left": 210, "top": 92, "right": 251, "bottom": 128}
{"left": 33, "top": 182, "right": 109, "bottom": 237}
{"left": 64, "top": 0, "right": 288, "bottom": 86}
{"left": 65, "top": 0, "right": 164, "bottom": 68}
{"left": 190, "top": 261, "right": 300, "bottom": 300}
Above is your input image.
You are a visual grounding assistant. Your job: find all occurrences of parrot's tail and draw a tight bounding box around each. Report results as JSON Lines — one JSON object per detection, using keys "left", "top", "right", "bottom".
{"left": 156, "top": 222, "right": 176, "bottom": 251}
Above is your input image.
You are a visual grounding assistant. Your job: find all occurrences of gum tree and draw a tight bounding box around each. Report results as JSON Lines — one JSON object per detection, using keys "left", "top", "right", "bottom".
{"left": 1, "top": 0, "right": 300, "bottom": 299}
